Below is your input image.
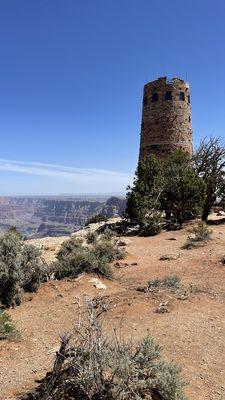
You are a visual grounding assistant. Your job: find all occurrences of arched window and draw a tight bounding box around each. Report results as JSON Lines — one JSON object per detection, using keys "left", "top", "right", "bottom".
{"left": 165, "top": 91, "right": 172, "bottom": 100}
{"left": 152, "top": 92, "right": 158, "bottom": 102}
{"left": 179, "top": 92, "right": 185, "bottom": 101}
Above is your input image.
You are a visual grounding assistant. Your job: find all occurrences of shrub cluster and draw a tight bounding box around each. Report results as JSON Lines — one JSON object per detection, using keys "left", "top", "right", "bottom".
{"left": 23, "top": 300, "right": 185, "bottom": 400}
{"left": 0, "top": 309, "right": 20, "bottom": 340}
{"left": 0, "top": 230, "right": 43, "bottom": 307}
{"left": 148, "top": 275, "right": 181, "bottom": 290}
{"left": 86, "top": 231, "right": 98, "bottom": 244}
{"left": 85, "top": 214, "right": 108, "bottom": 226}
{"left": 52, "top": 233, "right": 125, "bottom": 280}
{"left": 182, "top": 221, "right": 212, "bottom": 250}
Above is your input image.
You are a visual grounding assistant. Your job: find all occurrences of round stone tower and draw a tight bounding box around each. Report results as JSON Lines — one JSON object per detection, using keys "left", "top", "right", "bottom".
{"left": 139, "top": 77, "right": 193, "bottom": 159}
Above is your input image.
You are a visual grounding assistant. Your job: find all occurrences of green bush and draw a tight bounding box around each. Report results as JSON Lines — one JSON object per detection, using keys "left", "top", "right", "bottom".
{"left": 56, "top": 237, "right": 83, "bottom": 259}
{"left": 85, "top": 214, "right": 108, "bottom": 226}
{"left": 54, "top": 251, "right": 99, "bottom": 279}
{"left": 8, "top": 226, "right": 23, "bottom": 240}
{"left": 0, "top": 232, "right": 23, "bottom": 307}
{"left": 86, "top": 231, "right": 98, "bottom": 244}
{"left": 182, "top": 221, "right": 212, "bottom": 250}
{"left": 101, "top": 227, "right": 117, "bottom": 241}
{"left": 148, "top": 275, "right": 181, "bottom": 290}
{"left": 0, "top": 310, "right": 19, "bottom": 340}
{"left": 92, "top": 239, "right": 125, "bottom": 263}
{"left": 0, "top": 230, "right": 43, "bottom": 307}
{"left": 21, "top": 244, "right": 43, "bottom": 292}
{"left": 52, "top": 235, "right": 125, "bottom": 281}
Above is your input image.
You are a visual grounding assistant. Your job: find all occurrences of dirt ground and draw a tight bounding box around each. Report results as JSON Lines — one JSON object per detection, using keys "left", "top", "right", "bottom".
{"left": 1, "top": 218, "right": 225, "bottom": 400}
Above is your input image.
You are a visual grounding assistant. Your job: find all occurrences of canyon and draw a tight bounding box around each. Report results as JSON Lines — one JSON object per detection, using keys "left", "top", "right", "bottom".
{"left": 0, "top": 195, "right": 126, "bottom": 238}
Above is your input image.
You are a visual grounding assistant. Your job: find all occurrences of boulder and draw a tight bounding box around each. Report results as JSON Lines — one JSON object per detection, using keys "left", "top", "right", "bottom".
{"left": 89, "top": 278, "right": 107, "bottom": 290}
{"left": 217, "top": 210, "right": 225, "bottom": 216}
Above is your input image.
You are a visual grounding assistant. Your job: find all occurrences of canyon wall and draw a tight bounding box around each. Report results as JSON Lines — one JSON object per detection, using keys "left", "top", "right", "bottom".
{"left": 0, "top": 196, "right": 126, "bottom": 237}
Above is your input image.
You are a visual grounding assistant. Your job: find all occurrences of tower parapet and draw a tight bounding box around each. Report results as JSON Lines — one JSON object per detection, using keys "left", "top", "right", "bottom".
{"left": 139, "top": 76, "right": 193, "bottom": 159}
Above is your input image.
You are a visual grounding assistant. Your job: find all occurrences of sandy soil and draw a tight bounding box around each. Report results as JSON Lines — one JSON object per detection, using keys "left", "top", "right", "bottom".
{"left": 1, "top": 218, "right": 225, "bottom": 400}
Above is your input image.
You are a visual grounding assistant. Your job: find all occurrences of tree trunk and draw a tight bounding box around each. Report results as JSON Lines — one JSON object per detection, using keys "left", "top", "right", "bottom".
{"left": 202, "top": 203, "right": 213, "bottom": 221}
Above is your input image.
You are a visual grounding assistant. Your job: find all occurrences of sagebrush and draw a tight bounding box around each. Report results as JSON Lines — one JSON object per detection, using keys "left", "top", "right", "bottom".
{"left": 182, "top": 221, "right": 212, "bottom": 250}
{"left": 52, "top": 234, "right": 125, "bottom": 280}
{"left": 22, "top": 300, "right": 186, "bottom": 400}
{"left": 148, "top": 275, "right": 181, "bottom": 290}
{"left": 0, "top": 230, "right": 43, "bottom": 307}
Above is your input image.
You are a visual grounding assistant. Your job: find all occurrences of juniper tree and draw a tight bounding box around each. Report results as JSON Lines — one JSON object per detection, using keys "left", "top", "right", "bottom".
{"left": 194, "top": 137, "right": 225, "bottom": 221}
{"left": 126, "top": 151, "right": 205, "bottom": 233}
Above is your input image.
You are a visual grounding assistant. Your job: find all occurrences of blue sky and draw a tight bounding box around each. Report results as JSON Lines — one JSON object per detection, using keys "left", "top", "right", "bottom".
{"left": 0, "top": 0, "right": 224, "bottom": 195}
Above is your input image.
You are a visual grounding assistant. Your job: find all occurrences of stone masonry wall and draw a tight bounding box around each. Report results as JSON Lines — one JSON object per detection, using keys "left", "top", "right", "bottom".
{"left": 139, "top": 77, "right": 193, "bottom": 159}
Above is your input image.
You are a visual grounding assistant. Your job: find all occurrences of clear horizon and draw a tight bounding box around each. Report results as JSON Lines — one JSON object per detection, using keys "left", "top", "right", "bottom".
{"left": 0, "top": 0, "right": 225, "bottom": 194}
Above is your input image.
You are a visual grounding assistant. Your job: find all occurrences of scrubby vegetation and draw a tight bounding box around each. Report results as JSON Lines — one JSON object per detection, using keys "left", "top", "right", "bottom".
{"left": 0, "top": 309, "right": 19, "bottom": 340}
{"left": 86, "top": 230, "right": 98, "bottom": 244}
{"left": 23, "top": 300, "right": 185, "bottom": 400}
{"left": 0, "top": 225, "right": 125, "bottom": 308}
{"left": 52, "top": 232, "right": 125, "bottom": 280}
{"left": 148, "top": 275, "right": 181, "bottom": 290}
{"left": 182, "top": 221, "right": 212, "bottom": 250}
{"left": 0, "top": 230, "right": 43, "bottom": 308}
{"left": 85, "top": 214, "right": 108, "bottom": 226}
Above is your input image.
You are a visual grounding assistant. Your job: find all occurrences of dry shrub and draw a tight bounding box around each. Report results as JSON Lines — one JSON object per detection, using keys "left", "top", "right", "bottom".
{"left": 22, "top": 299, "right": 185, "bottom": 400}
{"left": 182, "top": 221, "right": 212, "bottom": 250}
{"left": 148, "top": 275, "right": 181, "bottom": 290}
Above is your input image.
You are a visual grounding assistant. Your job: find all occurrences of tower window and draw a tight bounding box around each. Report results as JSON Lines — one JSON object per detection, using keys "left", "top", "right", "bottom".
{"left": 143, "top": 96, "right": 147, "bottom": 106}
{"left": 189, "top": 116, "right": 191, "bottom": 122}
{"left": 188, "top": 95, "right": 190, "bottom": 103}
{"left": 179, "top": 92, "right": 185, "bottom": 101}
{"left": 165, "top": 91, "right": 172, "bottom": 100}
{"left": 152, "top": 92, "right": 158, "bottom": 102}
{"left": 151, "top": 144, "right": 158, "bottom": 150}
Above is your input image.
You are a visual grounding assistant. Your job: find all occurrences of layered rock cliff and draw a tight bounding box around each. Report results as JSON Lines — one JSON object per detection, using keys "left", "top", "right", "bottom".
{"left": 0, "top": 196, "right": 126, "bottom": 238}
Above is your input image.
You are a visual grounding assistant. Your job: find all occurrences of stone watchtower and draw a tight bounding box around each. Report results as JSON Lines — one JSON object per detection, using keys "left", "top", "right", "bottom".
{"left": 139, "top": 77, "right": 193, "bottom": 159}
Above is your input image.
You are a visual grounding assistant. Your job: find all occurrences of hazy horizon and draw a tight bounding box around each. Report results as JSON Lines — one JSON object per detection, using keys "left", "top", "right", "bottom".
{"left": 0, "top": 192, "right": 125, "bottom": 198}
